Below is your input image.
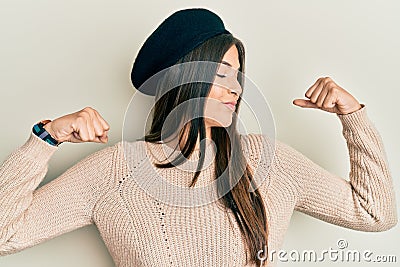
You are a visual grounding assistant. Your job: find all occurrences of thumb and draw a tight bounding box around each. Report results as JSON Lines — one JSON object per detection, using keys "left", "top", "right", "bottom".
{"left": 293, "top": 99, "right": 319, "bottom": 109}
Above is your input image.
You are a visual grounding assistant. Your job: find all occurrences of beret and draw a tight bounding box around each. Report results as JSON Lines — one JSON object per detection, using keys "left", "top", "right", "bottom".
{"left": 131, "top": 8, "right": 230, "bottom": 96}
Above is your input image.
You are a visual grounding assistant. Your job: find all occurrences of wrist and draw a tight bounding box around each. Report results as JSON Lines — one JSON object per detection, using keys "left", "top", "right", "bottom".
{"left": 32, "top": 120, "right": 62, "bottom": 146}
{"left": 339, "top": 103, "right": 363, "bottom": 115}
{"left": 43, "top": 121, "right": 56, "bottom": 138}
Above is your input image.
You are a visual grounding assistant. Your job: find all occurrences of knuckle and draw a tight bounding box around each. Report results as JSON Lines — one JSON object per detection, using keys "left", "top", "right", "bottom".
{"left": 82, "top": 106, "right": 93, "bottom": 112}
{"left": 76, "top": 116, "right": 86, "bottom": 124}
{"left": 92, "top": 109, "right": 100, "bottom": 116}
{"left": 326, "top": 81, "right": 335, "bottom": 87}
{"left": 75, "top": 117, "right": 83, "bottom": 125}
{"left": 330, "top": 87, "right": 339, "bottom": 94}
{"left": 81, "top": 107, "right": 94, "bottom": 116}
{"left": 96, "top": 129, "right": 104, "bottom": 136}
{"left": 325, "top": 82, "right": 332, "bottom": 89}
{"left": 78, "top": 111, "right": 89, "bottom": 119}
{"left": 321, "top": 77, "right": 330, "bottom": 84}
{"left": 87, "top": 133, "right": 96, "bottom": 141}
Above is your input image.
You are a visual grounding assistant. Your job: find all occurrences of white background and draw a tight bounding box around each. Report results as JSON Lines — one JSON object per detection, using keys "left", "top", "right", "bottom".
{"left": 0, "top": 0, "right": 399, "bottom": 266}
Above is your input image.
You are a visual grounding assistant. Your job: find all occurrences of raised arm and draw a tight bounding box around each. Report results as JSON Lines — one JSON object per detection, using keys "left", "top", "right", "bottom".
{"left": 0, "top": 107, "right": 113, "bottom": 255}
{"left": 285, "top": 77, "right": 398, "bottom": 231}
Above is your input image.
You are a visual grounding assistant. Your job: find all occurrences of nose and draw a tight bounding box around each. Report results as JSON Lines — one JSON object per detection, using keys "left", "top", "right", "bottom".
{"left": 229, "top": 89, "right": 239, "bottom": 98}
{"left": 228, "top": 80, "right": 242, "bottom": 98}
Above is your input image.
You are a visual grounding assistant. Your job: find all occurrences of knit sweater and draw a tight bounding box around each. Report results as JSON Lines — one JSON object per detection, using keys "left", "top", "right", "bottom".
{"left": 0, "top": 107, "right": 397, "bottom": 266}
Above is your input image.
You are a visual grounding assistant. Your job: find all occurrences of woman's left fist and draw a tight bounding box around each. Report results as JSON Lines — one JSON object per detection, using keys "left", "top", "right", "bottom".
{"left": 293, "top": 77, "right": 362, "bottom": 115}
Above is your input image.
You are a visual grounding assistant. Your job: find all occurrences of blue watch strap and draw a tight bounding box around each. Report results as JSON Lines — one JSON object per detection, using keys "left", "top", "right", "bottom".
{"left": 32, "top": 120, "right": 60, "bottom": 146}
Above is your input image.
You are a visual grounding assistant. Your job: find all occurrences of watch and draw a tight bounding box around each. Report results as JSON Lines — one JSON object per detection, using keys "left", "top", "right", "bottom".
{"left": 32, "top": 120, "right": 61, "bottom": 146}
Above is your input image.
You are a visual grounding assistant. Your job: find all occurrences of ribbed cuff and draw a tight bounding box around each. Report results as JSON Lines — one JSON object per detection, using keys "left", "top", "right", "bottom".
{"left": 337, "top": 105, "right": 371, "bottom": 132}
{"left": 18, "top": 133, "right": 59, "bottom": 163}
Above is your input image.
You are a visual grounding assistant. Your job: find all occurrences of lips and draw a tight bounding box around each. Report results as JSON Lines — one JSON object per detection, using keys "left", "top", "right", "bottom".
{"left": 223, "top": 101, "right": 237, "bottom": 111}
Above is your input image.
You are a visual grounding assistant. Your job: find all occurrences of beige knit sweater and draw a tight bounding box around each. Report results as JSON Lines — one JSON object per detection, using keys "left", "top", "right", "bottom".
{"left": 0, "top": 107, "right": 397, "bottom": 266}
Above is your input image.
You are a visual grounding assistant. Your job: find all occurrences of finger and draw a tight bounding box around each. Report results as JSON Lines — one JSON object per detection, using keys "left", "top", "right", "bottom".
{"left": 293, "top": 99, "right": 319, "bottom": 109}
{"left": 309, "top": 82, "right": 325, "bottom": 103}
{"left": 70, "top": 131, "right": 105, "bottom": 143}
{"left": 92, "top": 117, "right": 106, "bottom": 137}
{"left": 316, "top": 87, "right": 329, "bottom": 108}
{"left": 85, "top": 119, "right": 96, "bottom": 141}
{"left": 70, "top": 114, "right": 89, "bottom": 142}
{"left": 305, "top": 78, "right": 323, "bottom": 98}
{"left": 95, "top": 129, "right": 109, "bottom": 143}
{"left": 77, "top": 123, "right": 90, "bottom": 142}
{"left": 68, "top": 131, "right": 84, "bottom": 143}
{"left": 92, "top": 136, "right": 104, "bottom": 143}
{"left": 93, "top": 113, "right": 110, "bottom": 141}
{"left": 322, "top": 89, "right": 338, "bottom": 109}
{"left": 93, "top": 110, "right": 110, "bottom": 131}
{"left": 99, "top": 131, "right": 109, "bottom": 143}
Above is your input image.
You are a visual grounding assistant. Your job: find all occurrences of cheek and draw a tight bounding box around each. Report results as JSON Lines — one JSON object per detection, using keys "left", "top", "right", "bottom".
{"left": 204, "top": 89, "right": 234, "bottom": 128}
{"left": 208, "top": 85, "right": 225, "bottom": 99}
{"left": 204, "top": 97, "right": 224, "bottom": 115}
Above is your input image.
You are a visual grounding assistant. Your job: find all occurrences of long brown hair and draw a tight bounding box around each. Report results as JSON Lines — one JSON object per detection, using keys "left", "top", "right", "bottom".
{"left": 141, "top": 33, "right": 268, "bottom": 266}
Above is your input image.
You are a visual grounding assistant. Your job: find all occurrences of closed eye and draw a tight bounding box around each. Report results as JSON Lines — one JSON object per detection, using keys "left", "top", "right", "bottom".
{"left": 216, "top": 73, "right": 227, "bottom": 78}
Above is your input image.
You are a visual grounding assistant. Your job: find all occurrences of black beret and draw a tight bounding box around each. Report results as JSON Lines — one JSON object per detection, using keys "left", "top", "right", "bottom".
{"left": 131, "top": 8, "right": 230, "bottom": 96}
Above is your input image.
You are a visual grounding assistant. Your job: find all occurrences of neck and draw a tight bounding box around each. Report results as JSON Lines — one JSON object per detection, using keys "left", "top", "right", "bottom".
{"left": 179, "top": 126, "right": 212, "bottom": 151}
{"left": 160, "top": 120, "right": 213, "bottom": 152}
{"left": 157, "top": 124, "right": 211, "bottom": 150}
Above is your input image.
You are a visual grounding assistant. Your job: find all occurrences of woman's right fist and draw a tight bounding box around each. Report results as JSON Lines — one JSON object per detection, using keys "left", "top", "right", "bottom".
{"left": 43, "top": 107, "right": 110, "bottom": 143}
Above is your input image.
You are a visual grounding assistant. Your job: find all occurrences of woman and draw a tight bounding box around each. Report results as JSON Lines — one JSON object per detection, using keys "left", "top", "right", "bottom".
{"left": 0, "top": 8, "right": 397, "bottom": 267}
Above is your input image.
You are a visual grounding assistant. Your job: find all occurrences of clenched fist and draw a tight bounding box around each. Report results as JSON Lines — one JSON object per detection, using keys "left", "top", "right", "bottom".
{"left": 43, "top": 107, "right": 110, "bottom": 143}
{"left": 293, "top": 77, "right": 362, "bottom": 115}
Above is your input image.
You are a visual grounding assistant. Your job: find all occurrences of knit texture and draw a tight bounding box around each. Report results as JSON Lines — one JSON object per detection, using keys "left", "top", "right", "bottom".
{"left": 0, "top": 107, "right": 397, "bottom": 266}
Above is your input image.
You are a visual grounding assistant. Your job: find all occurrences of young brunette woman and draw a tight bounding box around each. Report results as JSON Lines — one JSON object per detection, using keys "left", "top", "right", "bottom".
{"left": 0, "top": 8, "right": 396, "bottom": 267}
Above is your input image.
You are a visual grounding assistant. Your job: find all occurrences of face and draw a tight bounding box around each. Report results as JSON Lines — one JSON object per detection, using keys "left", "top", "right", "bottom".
{"left": 204, "top": 44, "right": 243, "bottom": 128}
